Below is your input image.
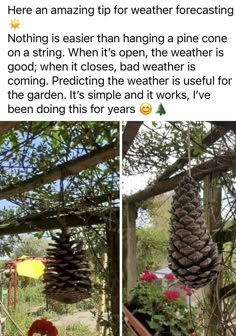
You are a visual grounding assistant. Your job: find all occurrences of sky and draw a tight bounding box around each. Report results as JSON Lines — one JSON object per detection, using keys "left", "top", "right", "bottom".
{"left": 122, "top": 173, "right": 151, "bottom": 196}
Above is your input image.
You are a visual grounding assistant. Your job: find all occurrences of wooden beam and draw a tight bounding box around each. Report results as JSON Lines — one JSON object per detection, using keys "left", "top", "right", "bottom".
{"left": 123, "top": 122, "right": 143, "bottom": 158}
{"left": 122, "top": 202, "right": 128, "bottom": 301}
{"left": 0, "top": 140, "right": 119, "bottom": 200}
{"left": 0, "top": 122, "right": 19, "bottom": 136}
{"left": 204, "top": 174, "right": 222, "bottom": 238}
{"left": 106, "top": 214, "right": 120, "bottom": 336}
{"left": 126, "top": 202, "right": 137, "bottom": 296}
{"left": 203, "top": 173, "right": 223, "bottom": 336}
{"left": 0, "top": 209, "right": 119, "bottom": 235}
{"left": 0, "top": 190, "right": 119, "bottom": 227}
{"left": 210, "top": 121, "right": 236, "bottom": 131}
{"left": 125, "top": 151, "right": 236, "bottom": 203}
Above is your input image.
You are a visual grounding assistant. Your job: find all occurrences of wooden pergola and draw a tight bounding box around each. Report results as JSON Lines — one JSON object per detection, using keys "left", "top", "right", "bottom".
{"left": 0, "top": 122, "right": 120, "bottom": 336}
{"left": 122, "top": 122, "right": 236, "bottom": 335}
{"left": 0, "top": 122, "right": 119, "bottom": 233}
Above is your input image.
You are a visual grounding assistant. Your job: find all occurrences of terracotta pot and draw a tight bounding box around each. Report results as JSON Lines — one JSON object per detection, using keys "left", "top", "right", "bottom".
{"left": 123, "top": 304, "right": 152, "bottom": 336}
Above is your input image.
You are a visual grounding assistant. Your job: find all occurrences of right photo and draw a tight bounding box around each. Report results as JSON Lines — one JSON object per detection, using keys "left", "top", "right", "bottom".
{"left": 122, "top": 121, "right": 236, "bottom": 336}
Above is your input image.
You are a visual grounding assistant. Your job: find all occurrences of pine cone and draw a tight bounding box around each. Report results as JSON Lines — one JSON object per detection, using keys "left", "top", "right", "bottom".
{"left": 168, "top": 175, "right": 221, "bottom": 289}
{"left": 43, "top": 231, "right": 92, "bottom": 303}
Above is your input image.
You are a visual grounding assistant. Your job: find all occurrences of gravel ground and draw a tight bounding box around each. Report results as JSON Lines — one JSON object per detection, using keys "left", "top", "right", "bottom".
{"left": 52, "top": 310, "right": 97, "bottom": 330}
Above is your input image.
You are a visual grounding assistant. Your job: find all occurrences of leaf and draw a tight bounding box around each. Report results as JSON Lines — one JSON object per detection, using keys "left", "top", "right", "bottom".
{"left": 9, "top": 131, "right": 19, "bottom": 153}
{"left": 148, "top": 320, "right": 163, "bottom": 333}
{"left": 192, "top": 128, "right": 205, "bottom": 156}
{"left": 34, "top": 231, "right": 45, "bottom": 239}
{"left": 51, "top": 130, "right": 61, "bottom": 149}
{"left": 0, "top": 133, "right": 8, "bottom": 147}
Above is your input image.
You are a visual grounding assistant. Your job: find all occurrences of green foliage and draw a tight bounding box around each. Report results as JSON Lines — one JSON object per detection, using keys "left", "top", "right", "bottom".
{"left": 223, "top": 240, "right": 236, "bottom": 282}
{"left": 76, "top": 297, "right": 97, "bottom": 311}
{"left": 0, "top": 260, "right": 6, "bottom": 269}
{"left": 143, "top": 193, "right": 172, "bottom": 229}
{"left": 6, "top": 308, "right": 95, "bottom": 336}
{"left": 191, "top": 126, "right": 205, "bottom": 156}
{"left": 48, "top": 301, "right": 77, "bottom": 315}
{"left": 123, "top": 121, "right": 236, "bottom": 335}
{"left": 136, "top": 227, "right": 169, "bottom": 275}
{"left": 123, "top": 121, "right": 207, "bottom": 177}
{"left": 129, "top": 280, "right": 197, "bottom": 336}
{"left": 130, "top": 281, "right": 163, "bottom": 314}
{"left": 5, "top": 283, "right": 45, "bottom": 335}
{"left": 0, "top": 121, "right": 119, "bottom": 215}
{"left": 0, "top": 207, "right": 21, "bottom": 255}
{"left": 0, "top": 235, "right": 20, "bottom": 257}
{"left": 6, "top": 308, "right": 34, "bottom": 336}
{"left": 12, "top": 236, "right": 48, "bottom": 258}
{"left": 58, "top": 323, "right": 95, "bottom": 336}
{"left": 17, "top": 283, "right": 45, "bottom": 305}
{"left": 48, "top": 297, "right": 95, "bottom": 315}
{"left": 5, "top": 283, "right": 96, "bottom": 336}
{"left": 0, "top": 121, "right": 119, "bottom": 336}
{"left": 16, "top": 282, "right": 97, "bottom": 314}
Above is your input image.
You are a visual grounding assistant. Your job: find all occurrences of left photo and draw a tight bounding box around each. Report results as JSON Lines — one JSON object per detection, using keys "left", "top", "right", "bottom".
{"left": 0, "top": 121, "right": 119, "bottom": 336}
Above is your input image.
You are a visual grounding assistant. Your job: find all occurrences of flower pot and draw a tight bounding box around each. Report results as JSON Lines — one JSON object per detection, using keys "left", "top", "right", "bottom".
{"left": 123, "top": 304, "right": 184, "bottom": 336}
{"left": 123, "top": 304, "right": 152, "bottom": 336}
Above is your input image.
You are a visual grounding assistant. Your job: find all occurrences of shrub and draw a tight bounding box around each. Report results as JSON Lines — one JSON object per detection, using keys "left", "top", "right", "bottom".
{"left": 58, "top": 323, "right": 95, "bottom": 336}
{"left": 136, "top": 227, "right": 169, "bottom": 275}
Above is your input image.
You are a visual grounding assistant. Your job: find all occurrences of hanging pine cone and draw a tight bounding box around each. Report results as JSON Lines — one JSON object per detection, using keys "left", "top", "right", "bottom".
{"left": 168, "top": 175, "right": 221, "bottom": 289}
{"left": 43, "top": 231, "right": 92, "bottom": 304}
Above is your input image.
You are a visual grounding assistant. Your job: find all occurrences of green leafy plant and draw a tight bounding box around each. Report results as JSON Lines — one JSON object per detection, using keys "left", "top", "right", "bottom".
{"left": 58, "top": 323, "right": 95, "bottom": 336}
{"left": 136, "top": 226, "right": 169, "bottom": 275}
{"left": 128, "top": 271, "right": 197, "bottom": 336}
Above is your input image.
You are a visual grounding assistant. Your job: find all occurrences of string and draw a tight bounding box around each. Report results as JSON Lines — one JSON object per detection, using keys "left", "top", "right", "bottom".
{"left": 187, "top": 122, "right": 192, "bottom": 177}
{"left": 57, "top": 170, "right": 68, "bottom": 233}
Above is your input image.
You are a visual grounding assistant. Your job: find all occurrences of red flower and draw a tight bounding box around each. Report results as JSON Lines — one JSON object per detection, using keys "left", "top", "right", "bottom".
{"left": 181, "top": 285, "right": 193, "bottom": 296}
{"left": 140, "top": 270, "right": 158, "bottom": 282}
{"left": 28, "top": 319, "right": 58, "bottom": 336}
{"left": 163, "top": 290, "right": 180, "bottom": 300}
{"left": 164, "top": 273, "right": 176, "bottom": 281}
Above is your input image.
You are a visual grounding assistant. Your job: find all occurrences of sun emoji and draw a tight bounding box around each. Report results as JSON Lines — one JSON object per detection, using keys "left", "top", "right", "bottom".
{"left": 10, "top": 19, "right": 20, "bottom": 29}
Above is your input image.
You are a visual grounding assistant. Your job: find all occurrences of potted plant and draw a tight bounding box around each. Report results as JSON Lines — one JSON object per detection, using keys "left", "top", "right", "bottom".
{"left": 123, "top": 270, "right": 196, "bottom": 336}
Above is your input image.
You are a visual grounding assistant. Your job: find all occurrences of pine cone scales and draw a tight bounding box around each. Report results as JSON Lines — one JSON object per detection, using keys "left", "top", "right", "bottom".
{"left": 43, "top": 232, "right": 92, "bottom": 304}
{"left": 168, "top": 175, "right": 221, "bottom": 289}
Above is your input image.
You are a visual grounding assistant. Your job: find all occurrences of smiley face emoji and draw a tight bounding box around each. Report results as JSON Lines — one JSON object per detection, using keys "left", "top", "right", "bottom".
{"left": 140, "top": 103, "right": 152, "bottom": 115}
